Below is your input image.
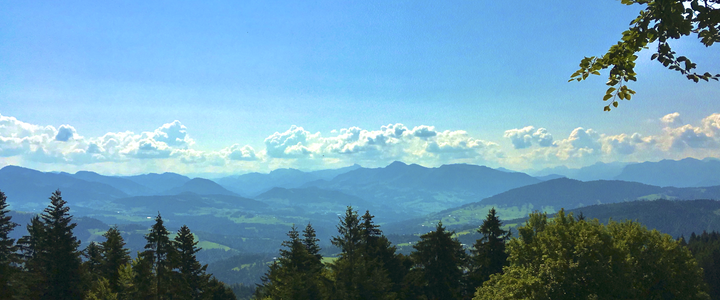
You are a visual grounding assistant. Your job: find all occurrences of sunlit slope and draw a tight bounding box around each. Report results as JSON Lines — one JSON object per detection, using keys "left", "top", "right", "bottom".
{"left": 386, "top": 178, "right": 720, "bottom": 234}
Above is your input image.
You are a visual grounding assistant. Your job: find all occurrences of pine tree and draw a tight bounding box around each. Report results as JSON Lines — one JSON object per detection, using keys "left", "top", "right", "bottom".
{"left": 142, "top": 213, "right": 176, "bottom": 300}
{"left": 100, "top": 226, "right": 131, "bottom": 294}
{"left": 35, "top": 190, "right": 86, "bottom": 299}
{"left": 174, "top": 225, "right": 208, "bottom": 300}
{"left": 410, "top": 221, "right": 466, "bottom": 300}
{"left": 0, "top": 190, "right": 20, "bottom": 299}
{"left": 466, "top": 208, "right": 510, "bottom": 297}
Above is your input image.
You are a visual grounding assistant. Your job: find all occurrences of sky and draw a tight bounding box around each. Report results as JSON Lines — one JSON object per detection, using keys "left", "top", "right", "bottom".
{"left": 1, "top": 0, "right": 719, "bottom": 176}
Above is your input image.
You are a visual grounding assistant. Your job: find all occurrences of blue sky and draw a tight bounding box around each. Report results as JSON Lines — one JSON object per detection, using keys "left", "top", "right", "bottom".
{"left": 1, "top": 0, "right": 719, "bottom": 175}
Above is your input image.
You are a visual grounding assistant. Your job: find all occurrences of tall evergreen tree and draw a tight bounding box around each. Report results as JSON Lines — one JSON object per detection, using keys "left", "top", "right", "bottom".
{"left": 174, "top": 225, "right": 208, "bottom": 300}
{"left": 0, "top": 190, "right": 19, "bottom": 299}
{"left": 16, "top": 215, "right": 47, "bottom": 299}
{"left": 37, "top": 190, "right": 86, "bottom": 299}
{"left": 142, "top": 213, "right": 176, "bottom": 300}
{"left": 256, "top": 225, "right": 322, "bottom": 300}
{"left": 302, "top": 223, "right": 322, "bottom": 264}
{"left": 131, "top": 254, "right": 155, "bottom": 299}
{"left": 360, "top": 210, "right": 408, "bottom": 296}
{"left": 85, "top": 242, "right": 104, "bottom": 281}
{"left": 329, "top": 207, "right": 394, "bottom": 300}
{"left": 466, "top": 208, "right": 510, "bottom": 297}
{"left": 410, "top": 221, "right": 466, "bottom": 300}
{"left": 100, "top": 226, "right": 131, "bottom": 294}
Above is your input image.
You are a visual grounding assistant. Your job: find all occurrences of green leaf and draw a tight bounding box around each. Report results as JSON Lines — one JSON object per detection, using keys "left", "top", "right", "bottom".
{"left": 603, "top": 94, "right": 613, "bottom": 101}
{"left": 613, "top": 101, "right": 618, "bottom": 108}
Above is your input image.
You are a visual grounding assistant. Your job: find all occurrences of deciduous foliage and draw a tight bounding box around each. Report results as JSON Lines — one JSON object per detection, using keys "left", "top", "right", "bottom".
{"left": 570, "top": 0, "right": 720, "bottom": 111}
{"left": 475, "top": 209, "right": 710, "bottom": 299}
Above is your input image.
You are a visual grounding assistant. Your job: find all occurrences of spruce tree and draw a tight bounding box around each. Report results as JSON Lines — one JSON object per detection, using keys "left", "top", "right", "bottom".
{"left": 100, "top": 225, "right": 131, "bottom": 294}
{"left": 257, "top": 225, "right": 322, "bottom": 300}
{"left": 38, "top": 190, "right": 86, "bottom": 299}
{"left": 85, "top": 242, "right": 104, "bottom": 281}
{"left": 329, "top": 207, "right": 394, "bottom": 300}
{"left": 467, "top": 208, "right": 510, "bottom": 297}
{"left": 131, "top": 254, "right": 156, "bottom": 299}
{"left": 174, "top": 225, "right": 208, "bottom": 300}
{"left": 302, "top": 223, "right": 322, "bottom": 264}
{"left": 142, "top": 213, "right": 176, "bottom": 300}
{"left": 16, "top": 215, "right": 47, "bottom": 299}
{"left": 410, "top": 221, "right": 466, "bottom": 300}
{"left": 360, "top": 210, "right": 408, "bottom": 296}
{"left": 0, "top": 190, "right": 19, "bottom": 299}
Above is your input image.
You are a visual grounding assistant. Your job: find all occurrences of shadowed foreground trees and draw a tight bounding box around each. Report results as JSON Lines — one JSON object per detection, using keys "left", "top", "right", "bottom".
{"left": 475, "top": 210, "right": 710, "bottom": 299}
{"left": 0, "top": 189, "right": 235, "bottom": 300}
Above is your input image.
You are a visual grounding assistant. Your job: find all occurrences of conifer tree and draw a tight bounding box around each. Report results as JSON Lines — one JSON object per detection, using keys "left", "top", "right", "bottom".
{"left": 34, "top": 190, "right": 86, "bottom": 299}
{"left": 360, "top": 210, "right": 408, "bottom": 296}
{"left": 256, "top": 225, "right": 322, "bottom": 300}
{"left": 16, "top": 215, "right": 46, "bottom": 299}
{"left": 131, "top": 254, "right": 155, "bottom": 299}
{"left": 410, "top": 221, "right": 466, "bottom": 300}
{"left": 100, "top": 226, "right": 131, "bottom": 294}
{"left": 205, "top": 277, "right": 236, "bottom": 300}
{"left": 329, "top": 207, "right": 394, "bottom": 300}
{"left": 85, "top": 242, "right": 104, "bottom": 281}
{"left": 174, "top": 225, "right": 208, "bottom": 300}
{"left": 0, "top": 190, "right": 19, "bottom": 299}
{"left": 302, "top": 223, "right": 322, "bottom": 264}
{"left": 142, "top": 213, "right": 176, "bottom": 300}
{"left": 467, "top": 208, "right": 510, "bottom": 297}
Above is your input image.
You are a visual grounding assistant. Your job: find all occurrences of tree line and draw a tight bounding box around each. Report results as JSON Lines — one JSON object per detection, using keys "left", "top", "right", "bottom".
{"left": 257, "top": 206, "right": 718, "bottom": 300}
{"left": 3, "top": 188, "right": 720, "bottom": 299}
{"left": 0, "top": 189, "right": 236, "bottom": 300}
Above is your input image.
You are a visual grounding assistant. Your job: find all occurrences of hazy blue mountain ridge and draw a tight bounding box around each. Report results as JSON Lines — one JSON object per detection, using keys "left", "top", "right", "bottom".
{"left": 66, "top": 170, "right": 156, "bottom": 196}
{"left": 121, "top": 172, "right": 191, "bottom": 193}
{"left": 530, "top": 161, "right": 628, "bottom": 181}
{"left": 162, "top": 178, "right": 238, "bottom": 196}
{"left": 302, "top": 161, "right": 542, "bottom": 216}
{"left": 0, "top": 165, "right": 128, "bottom": 212}
{"left": 214, "top": 164, "right": 361, "bottom": 196}
{"left": 615, "top": 157, "right": 720, "bottom": 187}
{"left": 386, "top": 177, "right": 720, "bottom": 234}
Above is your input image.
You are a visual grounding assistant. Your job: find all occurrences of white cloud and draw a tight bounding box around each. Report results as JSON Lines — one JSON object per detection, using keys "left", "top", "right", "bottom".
{"left": 4, "top": 111, "right": 720, "bottom": 174}
{"left": 504, "top": 126, "right": 555, "bottom": 149}
{"left": 661, "top": 112, "right": 683, "bottom": 127}
{"left": 224, "top": 144, "right": 259, "bottom": 161}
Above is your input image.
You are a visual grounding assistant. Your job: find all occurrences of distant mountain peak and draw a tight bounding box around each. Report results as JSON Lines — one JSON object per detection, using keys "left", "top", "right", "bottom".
{"left": 386, "top": 161, "right": 408, "bottom": 168}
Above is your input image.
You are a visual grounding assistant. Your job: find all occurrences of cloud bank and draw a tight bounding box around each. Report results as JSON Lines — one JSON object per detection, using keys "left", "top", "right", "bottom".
{"left": 1, "top": 112, "right": 719, "bottom": 174}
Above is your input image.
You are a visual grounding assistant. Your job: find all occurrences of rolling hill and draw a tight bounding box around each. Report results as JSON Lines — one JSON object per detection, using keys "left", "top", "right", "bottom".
{"left": 386, "top": 178, "right": 720, "bottom": 234}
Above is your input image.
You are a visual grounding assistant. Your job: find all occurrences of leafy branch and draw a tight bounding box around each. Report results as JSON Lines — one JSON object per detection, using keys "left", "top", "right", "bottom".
{"left": 570, "top": 0, "right": 720, "bottom": 111}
